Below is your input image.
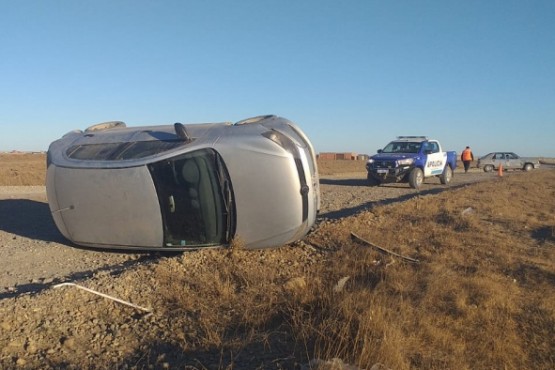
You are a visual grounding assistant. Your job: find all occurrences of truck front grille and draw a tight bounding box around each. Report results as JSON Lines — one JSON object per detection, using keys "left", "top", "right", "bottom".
{"left": 374, "top": 160, "right": 396, "bottom": 168}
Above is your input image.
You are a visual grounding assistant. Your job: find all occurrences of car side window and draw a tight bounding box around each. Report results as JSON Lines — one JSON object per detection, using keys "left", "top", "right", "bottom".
{"left": 427, "top": 142, "right": 439, "bottom": 153}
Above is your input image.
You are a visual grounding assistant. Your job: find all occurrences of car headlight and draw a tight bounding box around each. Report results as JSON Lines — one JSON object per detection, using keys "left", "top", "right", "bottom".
{"left": 397, "top": 158, "right": 414, "bottom": 166}
{"left": 262, "top": 130, "right": 297, "bottom": 154}
{"left": 367, "top": 159, "right": 374, "bottom": 164}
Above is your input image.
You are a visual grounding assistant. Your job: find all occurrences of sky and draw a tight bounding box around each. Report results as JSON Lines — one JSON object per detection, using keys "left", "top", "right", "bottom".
{"left": 1, "top": 0, "right": 554, "bottom": 157}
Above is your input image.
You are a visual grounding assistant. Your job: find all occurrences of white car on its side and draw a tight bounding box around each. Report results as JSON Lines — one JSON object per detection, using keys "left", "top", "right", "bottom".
{"left": 46, "top": 115, "right": 320, "bottom": 251}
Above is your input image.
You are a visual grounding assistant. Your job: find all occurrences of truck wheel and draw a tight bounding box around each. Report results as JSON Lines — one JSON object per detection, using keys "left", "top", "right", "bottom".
{"left": 483, "top": 165, "right": 494, "bottom": 173}
{"left": 408, "top": 168, "right": 424, "bottom": 189}
{"left": 440, "top": 165, "right": 452, "bottom": 185}
{"left": 367, "top": 174, "right": 380, "bottom": 187}
{"left": 523, "top": 163, "right": 533, "bottom": 171}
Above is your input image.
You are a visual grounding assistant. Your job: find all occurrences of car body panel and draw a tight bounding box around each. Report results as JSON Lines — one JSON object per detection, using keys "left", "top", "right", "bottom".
{"left": 47, "top": 165, "right": 163, "bottom": 247}
{"left": 46, "top": 115, "right": 319, "bottom": 250}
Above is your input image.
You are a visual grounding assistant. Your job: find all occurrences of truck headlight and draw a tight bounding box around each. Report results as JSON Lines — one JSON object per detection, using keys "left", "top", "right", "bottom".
{"left": 397, "top": 158, "right": 414, "bottom": 166}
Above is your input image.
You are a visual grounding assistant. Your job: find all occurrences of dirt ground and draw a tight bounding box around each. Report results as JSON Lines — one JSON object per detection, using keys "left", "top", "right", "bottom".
{"left": 0, "top": 155, "right": 553, "bottom": 369}
{"left": 0, "top": 153, "right": 46, "bottom": 186}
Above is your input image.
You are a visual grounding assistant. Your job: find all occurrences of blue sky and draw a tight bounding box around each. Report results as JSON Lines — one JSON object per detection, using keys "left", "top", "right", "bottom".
{"left": 1, "top": 0, "right": 554, "bottom": 157}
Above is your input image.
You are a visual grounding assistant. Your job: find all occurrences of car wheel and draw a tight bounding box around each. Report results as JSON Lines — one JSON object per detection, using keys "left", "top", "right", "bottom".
{"left": 85, "top": 121, "right": 126, "bottom": 132}
{"left": 440, "top": 165, "right": 452, "bottom": 185}
{"left": 408, "top": 168, "right": 424, "bottom": 189}
{"left": 523, "top": 163, "right": 533, "bottom": 171}
{"left": 367, "top": 173, "right": 381, "bottom": 187}
{"left": 483, "top": 164, "right": 494, "bottom": 173}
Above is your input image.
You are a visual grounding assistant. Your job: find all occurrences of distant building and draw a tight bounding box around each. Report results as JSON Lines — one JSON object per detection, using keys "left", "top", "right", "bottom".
{"left": 318, "top": 152, "right": 337, "bottom": 160}
{"left": 317, "top": 152, "right": 367, "bottom": 160}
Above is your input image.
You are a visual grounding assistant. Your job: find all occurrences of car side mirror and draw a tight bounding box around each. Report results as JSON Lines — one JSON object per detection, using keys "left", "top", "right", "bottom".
{"left": 424, "top": 149, "right": 432, "bottom": 155}
{"left": 377, "top": 149, "right": 382, "bottom": 153}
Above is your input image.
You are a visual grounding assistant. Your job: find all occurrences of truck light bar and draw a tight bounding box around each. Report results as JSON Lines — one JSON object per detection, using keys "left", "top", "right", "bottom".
{"left": 397, "top": 136, "right": 428, "bottom": 140}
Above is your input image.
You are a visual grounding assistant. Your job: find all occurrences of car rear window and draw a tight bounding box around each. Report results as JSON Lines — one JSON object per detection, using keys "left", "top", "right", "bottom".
{"left": 66, "top": 140, "right": 186, "bottom": 160}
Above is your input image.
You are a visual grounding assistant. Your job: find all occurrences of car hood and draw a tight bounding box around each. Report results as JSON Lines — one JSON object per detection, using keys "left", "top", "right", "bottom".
{"left": 215, "top": 140, "right": 309, "bottom": 249}
{"left": 371, "top": 153, "right": 419, "bottom": 161}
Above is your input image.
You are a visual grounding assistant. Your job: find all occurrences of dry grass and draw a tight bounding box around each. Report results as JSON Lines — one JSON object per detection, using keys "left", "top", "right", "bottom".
{"left": 317, "top": 159, "right": 367, "bottom": 175}
{"left": 0, "top": 153, "right": 46, "bottom": 185}
{"left": 1, "top": 154, "right": 554, "bottom": 368}
{"left": 150, "top": 170, "right": 555, "bottom": 369}
{"left": 307, "top": 171, "right": 555, "bottom": 368}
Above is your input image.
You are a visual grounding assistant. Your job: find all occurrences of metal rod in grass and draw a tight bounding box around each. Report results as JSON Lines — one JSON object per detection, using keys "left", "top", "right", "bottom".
{"left": 53, "top": 282, "right": 152, "bottom": 314}
{"left": 351, "top": 232, "right": 420, "bottom": 264}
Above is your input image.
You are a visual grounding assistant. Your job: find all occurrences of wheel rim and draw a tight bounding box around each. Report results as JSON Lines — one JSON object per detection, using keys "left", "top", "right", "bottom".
{"left": 445, "top": 167, "right": 452, "bottom": 182}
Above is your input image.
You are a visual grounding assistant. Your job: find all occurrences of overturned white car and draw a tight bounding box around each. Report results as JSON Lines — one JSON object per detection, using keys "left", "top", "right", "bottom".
{"left": 46, "top": 115, "right": 320, "bottom": 250}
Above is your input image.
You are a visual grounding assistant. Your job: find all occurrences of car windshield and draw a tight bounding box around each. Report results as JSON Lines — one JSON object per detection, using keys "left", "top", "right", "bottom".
{"left": 147, "top": 149, "right": 234, "bottom": 248}
{"left": 382, "top": 141, "right": 422, "bottom": 154}
{"left": 66, "top": 140, "right": 187, "bottom": 160}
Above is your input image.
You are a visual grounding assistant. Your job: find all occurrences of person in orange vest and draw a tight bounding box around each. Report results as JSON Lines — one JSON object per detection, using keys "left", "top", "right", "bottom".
{"left": 461, "top": 146, "right": 474, "bottom": 173}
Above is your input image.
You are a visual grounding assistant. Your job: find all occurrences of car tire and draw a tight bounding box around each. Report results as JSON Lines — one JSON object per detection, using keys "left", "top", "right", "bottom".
{"left": 483, "top": 165, "right": 494, "bottom": 173}
{"left": 85, "top": 121, "right": 126, "bottom": 132}
{"left": 440, "top": 165, "right": 452, "bottom": 185}
{"left": 408, "top": 168, "right": 424, "bottom": 189}
{"left": 523, "top": 163, "right": 533, "bottom": 171}
{"left": 367, "top": 173, "right": 381, "bottom": 187}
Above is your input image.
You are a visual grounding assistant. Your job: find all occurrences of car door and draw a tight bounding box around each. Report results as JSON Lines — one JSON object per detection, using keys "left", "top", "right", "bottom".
{"left": 492, "top": 153, "right": 507, "bottom": 169}
{"left": 505, "top": 153, "right": 521, "bottom": 169}
{"left": 423, "top": 141, "right": 445, "bottom": 176}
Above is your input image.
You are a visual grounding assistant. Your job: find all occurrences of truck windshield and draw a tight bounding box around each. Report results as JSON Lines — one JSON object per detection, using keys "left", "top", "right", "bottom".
{"left": 382, "top": 142, "right": 422, "bottom": 154}
{"left": 147, "top": 149, "right": 234, "bottom": 248}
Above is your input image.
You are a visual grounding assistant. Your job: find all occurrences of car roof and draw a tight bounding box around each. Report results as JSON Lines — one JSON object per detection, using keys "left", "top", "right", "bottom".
{"left": 47, "top": 115, "right": 297, "bottom": 169}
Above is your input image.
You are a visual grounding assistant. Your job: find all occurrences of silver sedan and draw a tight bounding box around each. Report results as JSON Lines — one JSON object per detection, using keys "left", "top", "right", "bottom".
{"left": 46, "top": 115, "right": 320, "bottom": 250}
{"left": 477, "top": 152, "right": 540, "bottom": 172}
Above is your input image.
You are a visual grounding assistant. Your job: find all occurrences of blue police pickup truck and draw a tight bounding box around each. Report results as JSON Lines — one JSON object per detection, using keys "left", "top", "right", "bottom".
{"left": 366, "top": 136, "right": 457, "bottom": 189}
